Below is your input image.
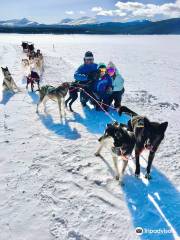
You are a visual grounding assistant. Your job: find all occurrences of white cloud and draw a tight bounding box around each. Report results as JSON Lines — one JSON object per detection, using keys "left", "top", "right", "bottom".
{"left": 115, "top": 2, "right": 145, "bottom": 11}
{"left": 131, "top": 3, "right": 180, "bottom": 19}
{"left": 65, "top": 11, "right": 74, "bottom": 15}
{"left": 92, "top": 1, "right": 180, "bottom": 21}
{"left": 91, "top": 7, "right": 103, "bottom": 12}
{"left": 97, "top": 10, "right": 114, "bottom": 16}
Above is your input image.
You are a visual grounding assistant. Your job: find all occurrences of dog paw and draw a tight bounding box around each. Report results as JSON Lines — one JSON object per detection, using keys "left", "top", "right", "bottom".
{"left": 135, "top": 174, "right": 140, "bottom": 178}
{"left": 95, "top": 152, "right": 100, "bottom": 157}
{"left": 145, "top": 173, "right": 152, "bottom": 180}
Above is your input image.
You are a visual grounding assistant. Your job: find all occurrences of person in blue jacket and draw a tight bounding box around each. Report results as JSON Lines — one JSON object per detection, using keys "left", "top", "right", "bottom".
{"left": 74, "top": 51, "right": 98, "bottom": 106}
{"left": 93, "top": 63, "right": 113, "bottom": 111}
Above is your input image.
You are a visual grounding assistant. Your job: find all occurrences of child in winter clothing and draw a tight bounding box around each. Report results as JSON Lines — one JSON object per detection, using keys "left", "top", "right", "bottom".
{"left": 107, "top": 62, "right": 125, "bottom": 108}
{"left": 93, "top": 64, "right": 113, "bottom": 111}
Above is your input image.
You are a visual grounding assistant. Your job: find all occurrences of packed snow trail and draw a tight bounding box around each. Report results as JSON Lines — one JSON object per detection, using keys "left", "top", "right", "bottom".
{"left": 0, "top": 34, "right": 180, "bottom": 240}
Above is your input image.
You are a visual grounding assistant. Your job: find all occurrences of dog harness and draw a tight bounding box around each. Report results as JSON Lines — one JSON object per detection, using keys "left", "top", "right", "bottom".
{"left": 112, "top": 147, "right": 129, "bottom": 161}
{"left": 131, "top": 116, "right": 145, "bottom": 129}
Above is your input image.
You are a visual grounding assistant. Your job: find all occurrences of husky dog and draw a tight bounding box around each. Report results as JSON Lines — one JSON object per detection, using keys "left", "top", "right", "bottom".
{"left": 1, "top": 67, "right": 20, "bottom": 92}
{"left": 34, "top": 56, "right": 44, "bottom": 73}
{"left": 65, "top": 82, "right": 81, "bottom": 112}
{"left": 119, "top": 106, "right": 168, "bottom": 179}
{"left": 22, "top": 59, "right": 29, "bottom": 68}
{"left": 95, "top": 122, "right": 135, "bottom": 184}
{"left": 26, "top": 70, "right": 41, "bottom": 92}
{"left": 21, "top": 41, "right": 29, "bottom": 53}
{"left": 36, "top": 82, "right": 70, "bottom": 120}
{"left": 65, "top": 74, "right": 97, "bottom": 112}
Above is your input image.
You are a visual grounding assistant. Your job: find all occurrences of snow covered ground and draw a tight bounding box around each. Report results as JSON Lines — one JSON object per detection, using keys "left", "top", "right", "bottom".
{"left": 0, "top": 34, "right": 180, "bottom": 240}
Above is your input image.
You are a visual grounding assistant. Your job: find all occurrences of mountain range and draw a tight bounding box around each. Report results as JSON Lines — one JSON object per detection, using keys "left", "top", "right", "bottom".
{"left": 0, "top": 17, "right": 180, "bottom": 34}
{"left": 0, "top": 18, "right": 39, "bottom": 27}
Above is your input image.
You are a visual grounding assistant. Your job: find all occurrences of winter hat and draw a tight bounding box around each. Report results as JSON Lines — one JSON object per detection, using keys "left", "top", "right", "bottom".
{"left": 98, "top": 63, "right": 106, "bottom": 69}
{"left": 84, "top": 51, "right": 94, "bottom": 60}
{"left": 107, "top": 61, "right": 116, "bottom": 69}
{"left": 107, "top": 61, "right": 116, "bottom": 74}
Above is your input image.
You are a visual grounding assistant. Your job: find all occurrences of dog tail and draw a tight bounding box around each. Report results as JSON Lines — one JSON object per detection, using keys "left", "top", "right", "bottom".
{"left": 118, "top": 106, "right": 138, "bottom": 117}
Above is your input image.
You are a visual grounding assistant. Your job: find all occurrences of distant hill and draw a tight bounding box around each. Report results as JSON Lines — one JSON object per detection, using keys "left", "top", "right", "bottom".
{"left": 0, "top": 18, "right": 180, "bottom": 34}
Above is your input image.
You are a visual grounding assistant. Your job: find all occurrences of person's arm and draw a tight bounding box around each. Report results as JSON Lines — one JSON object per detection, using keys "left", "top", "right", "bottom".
{"left": 119, "top": 74, "right": 124, "bottom": 86}
{"left": 117, "top": 74, "right": 124, "bottom": 88}
{"left": 74, "top": 66, "right": 88, "bottom": 82}
{"left": 107, "top": 76, "right": 113, "bottom": 88}
{"left": 106, "top": 76, "right": 113, "bottom": 94}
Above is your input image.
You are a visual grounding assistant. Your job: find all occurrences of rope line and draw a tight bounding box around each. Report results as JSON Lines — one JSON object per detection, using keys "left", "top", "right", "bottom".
{"left": 78, "top": 87, "right": 116, "bottom": 122}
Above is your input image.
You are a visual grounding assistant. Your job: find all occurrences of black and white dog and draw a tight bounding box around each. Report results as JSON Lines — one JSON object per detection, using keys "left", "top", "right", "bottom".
{"left": 65, "top": 71, "right": 98, "bottom": 112}
{"left": 95, "top": 122, "right": 135, "bottom": 184}
{"left": 119, "top": 106, "right": 168, "bottom": 179}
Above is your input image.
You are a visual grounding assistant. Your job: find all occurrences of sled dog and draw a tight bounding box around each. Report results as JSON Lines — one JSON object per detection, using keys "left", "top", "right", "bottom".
{"left": 95, "top": 121, "right": 135, "bottom": 184}
{"left": 118, "top": 106, "right": 168, "bottom": 179}
{"left": 36, "top": 83, "right": 70, "bottom": 120}
{"left": 1, "top": 67, "right": 20, "bottom": 92}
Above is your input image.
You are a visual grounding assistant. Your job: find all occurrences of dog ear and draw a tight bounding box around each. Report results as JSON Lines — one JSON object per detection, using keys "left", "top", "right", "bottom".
{"left": 160, "top": 122, "right": 168, "bottom": 133}
{"left": 144, "top": 117, "right": 150, "bottom": 128}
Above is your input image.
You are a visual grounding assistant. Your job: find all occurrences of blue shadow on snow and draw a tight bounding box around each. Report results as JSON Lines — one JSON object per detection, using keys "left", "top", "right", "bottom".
{"left": 28, "top": 91, "right": 39, "bottom": 104}
{"left": 0, "top": 90, "right": 15, "bottom": 105}
{"left": 38, "top": 113, "right": 81, "bottom": 140}
{"left": 68, "top": 105, "right": 130, "bottom": 135}
{"left": 122, "top": 165, "right": 180, "bottom": 240}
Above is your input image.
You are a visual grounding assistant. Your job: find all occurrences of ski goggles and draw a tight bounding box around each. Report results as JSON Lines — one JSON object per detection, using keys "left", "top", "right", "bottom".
{"left": 84, "top": 57, "right": 94, "bottom": 61}
{"left": 107, "top": 67, "right": 116, "bottom": 74}
{"left": 99, "top": 68, "right": 106, "bottom": 73}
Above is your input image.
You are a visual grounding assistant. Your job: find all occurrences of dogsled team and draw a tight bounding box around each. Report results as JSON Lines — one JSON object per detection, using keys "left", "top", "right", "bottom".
{"left": 21, "top": 41, "right": 43, "bottom": 91}
{"left": 1, "top": 45, "right": 168, "bottom": 185}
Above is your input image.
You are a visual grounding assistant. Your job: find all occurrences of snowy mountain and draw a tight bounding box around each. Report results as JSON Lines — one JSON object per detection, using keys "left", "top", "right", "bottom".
{"left": 59, "top": 18, "right": 74, "bottom": 24}
{"left": 59, "top": 17, "right": 98, "bottom": 25}
{"left": 0, "top": 18, "right": 39, "bottom": 27}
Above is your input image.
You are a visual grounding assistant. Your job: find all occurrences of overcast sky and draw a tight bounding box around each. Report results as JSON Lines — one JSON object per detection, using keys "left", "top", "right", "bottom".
{"left": 0, "top": 0, "right": 179, "bottom": 23}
